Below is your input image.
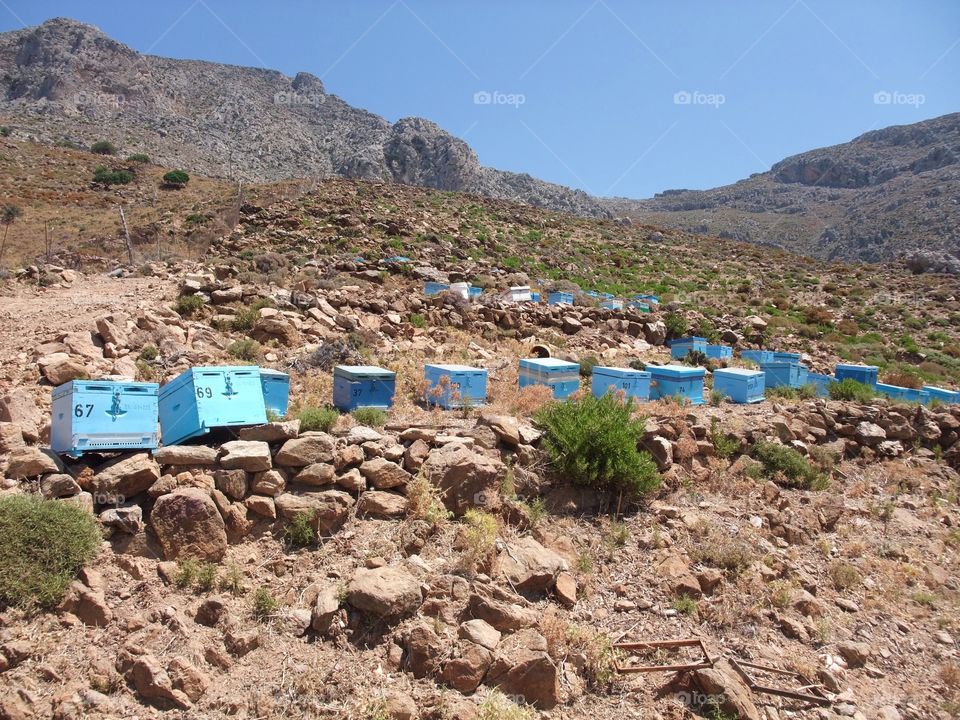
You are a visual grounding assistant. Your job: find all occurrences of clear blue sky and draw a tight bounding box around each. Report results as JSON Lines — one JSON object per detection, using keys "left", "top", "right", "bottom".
{"left": 2, "top": 1, "right": 958, "bottom": 198}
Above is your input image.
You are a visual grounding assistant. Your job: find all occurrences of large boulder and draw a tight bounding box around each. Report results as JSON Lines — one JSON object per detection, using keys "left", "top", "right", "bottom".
{"left": 359, "top": 457, "right": 411, "bottom": 490}
{"left": 239, "top": 420, "right": 300, "bottom": 442}
{"left": 499, "top": 537, "right": 568, "bottom": 595}
{"left": 8, "top": 447, "right": 61, "bottom": 478}
{"left": 0, "top": 389, "right": 43, "bottom": 440}
{"left": 346, "top": 565, "right": 422, "bottom": 621}
{"left": 421, "top": 443, "right": 505, "bottom": 516}
{"left": 150, "top": 488, "right": 227, "bottom": 561}
{"left": 39, "top": 354, "right": 88, "bottom": 386}
{"left": 357, "top": 491, "right": 408, "bottom": 518}
{"left": 274, "top": 434, "right": 335, "bottom": 467}
{"left": 219, "top": 440, "right": 272, "bottom": 472}
{"left": 153, "top": 445, "right": 218, "bottom": 466}
{"left": 486, "top": 629, "right": 560, "bottom": 709}
{"left": 91, "top": 453, "right": 161, "bottom": 502}
{"left": 274, "top": 490, "right": 354, "bottom": 535}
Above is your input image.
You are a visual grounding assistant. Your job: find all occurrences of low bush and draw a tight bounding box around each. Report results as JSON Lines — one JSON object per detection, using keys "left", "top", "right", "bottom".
{"left": 92, "top": 166, "right": 133, "bottom": 185}
{"left": 535, "top": 394, "right": 660, "bottom": 496}
{"left": 90, "top": 140, "right": 117, "bottom": 155}
{"left": 664, "top": 312, "right": 688, "bottom": 340}
{"left": 578, "top": 355, "right": 600, "bottom": 377}
{"left": 226, "top": 338, "right": 262, "bottom": 361}
{"left": 352, "top": 407, "right": 387, "bottom": 428}
{"left": 162, "top": 169, "right": 190, "bottom": 188}
{"left": 231, "top": 298, "right": 274, "bottom": 332}
{"left": 0, "top": 494, "right": 101, "bottom": 608}
{"left": 126, "top": 153, "right": 151, "bottom": 163}
{"left": 461, "top": 509, "right": 498, "bottom": 573}
{"left": 252, "top": 587, "right": 278, "bottom": 621}
{"left": 828, "top": 378, "right": 875, "bottom": 402}
{"left": 173, "top": 294, "right": 204, "bottom": 317}
{"left": 409, "top": 313, "right": 427, "bottom": 328}
{"left": 708, "top": 418, "right": 739, "bottom": 459}
{"left": 297, "top": 406, "right": 339, "bottom": 432}
{"left": 752, "top": 441, "right": 827, "bottom": 490}
{"left": 284, "top": 511, "right": 316, "bottom": 547}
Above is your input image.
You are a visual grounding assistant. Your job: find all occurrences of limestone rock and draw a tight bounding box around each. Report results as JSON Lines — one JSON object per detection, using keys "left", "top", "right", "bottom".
{"left": 346, "top": 565, "right": 422, "bottom": 621}
{"left": 151, "top": 488, "right": 228, "bottom": 561}
{"left": 219, "top": 440, "right": 272, "bottom": 472}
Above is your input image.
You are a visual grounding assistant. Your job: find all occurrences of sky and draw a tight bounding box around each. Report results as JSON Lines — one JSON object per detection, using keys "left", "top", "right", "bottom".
{"left": 1, "top": 0, "right": 958, "bottom": 199}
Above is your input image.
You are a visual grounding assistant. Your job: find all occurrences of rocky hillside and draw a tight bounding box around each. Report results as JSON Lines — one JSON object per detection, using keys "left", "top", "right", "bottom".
{"left": 608, "top": 113, "right": 960, "bottom": 266}
{"left": 0, "top": 17, "right": 605, "bottom": 218}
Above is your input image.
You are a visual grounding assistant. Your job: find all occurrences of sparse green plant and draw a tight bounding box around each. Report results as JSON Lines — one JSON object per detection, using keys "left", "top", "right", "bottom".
{"left": 828, "top": 561, "right": 860, "bottom": 590}
{"left": 525, "top": 497, "right": 547, "bottom": 526}
{"left": 752, "top": 441, "right": 827, "bottom": 490}
{"left": 828, "top": 378, "right": 876, "bottom": 402}
{"left": 284, "top": 511, "right": 317, "bottom": 547}
{"left": 409, "top": 313, "right": 427, "bottom": 328}
{"left": 709, "top": 417, "right": 739, "bottom": 459}
{"left": 195, "top": 561, "right": 217, "bottom": 592}
{"left": 535, "top": 394, "right": 660, "bottom": 497}
{"left": 173, "top": 294, "right": 204, "bottom": 317}
{"left": 579, "top": 355, "right": 600, "bottom": 377}
{"left": 220, "top": 562, "right": 245, "bottom": 595}
{"left": 912, "top": 590, "right": 936, "bottom": 607}
{"left": 406, "top": 474, "right": 451, "bottom": 526}
{"left": 689, "top": 531, "right": 753, "bottom": 574}
{"left": 0, "top": 204, "right": 23, "bottom": 265}
{"left": 0, "top": 494, "right": 101, "bottom": 609}
{"left": 252, "top": 586, "right": 278, "bottom": 621}
{"left": 604, "top": 519, "right": 630, "bottom": 551}
{"left": 227, "top": 338, "right": 262, "bottom": 361}
{"left": 575, "top": 550, "right": 594, "bottom": 574}
{"left": 709, "top": 389, "right": 725, "bottom": 406}
{"left": 769, "top": 580, "right": 794, "bottom": 609}
{"left": 462, "top": 509, "right": 498, "bottom": 573}
{"left": 126, "top": 153, "right": 150, "bottom": 163}
{"left": 231, "top": 298, "right": 274, "bottom": 331}
{"left": 90, "top": 140, "right": 117, "bottom": 155}
{"left": 360, "top": 699, "right": 389, "bottom": 720}
{"left": 174, "top": 557, "right": 199, "bottom": 588}
{"left": 477, "top": 689, "right": 536, "bottom": 720}
{"left": 352, "top": 407, "right": 387, "bottom": 428}
{"left": 297, "top": 406, "right": 339, "bottom": 432}
{"left": 672, "top": 594, "right": 698, "bottom": 615}
{"left": 138, "top": 344, "right": 158, "bottom": 361}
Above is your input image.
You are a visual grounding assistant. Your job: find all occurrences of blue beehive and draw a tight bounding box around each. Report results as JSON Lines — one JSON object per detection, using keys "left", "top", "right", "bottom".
{"left": 741, "top": 349, "right": 775, "bottom": 365}
{"left": 159, "top": 366, "right": 266, "bottom": 446}
{"left": 333, "top": 365, "right": 396, "bottom": 411}
{"left": 519, "top": 358, "right": 580, "bottom": 400}
{"left": 773, "top": 351, "right": 802, "bottom": 364}
{"left": 876, "top": 383, "right": 931, "bottom": 405}
{"left": 424, "top": 364, "right": 487, "bottom": 408}
{"left": 649, "top": 364, "right": 705, "bottom": 405}
{"left": 835, "top": 364, "right": 879, "bottom": 388}
{"left": 585, "top": 290, "right": 601, "bottom": 299}
{"left": 670, "top": 336, "right": 708, "bottom": 360}
{"left": 923, "top": 385, "right": 960, "bottom": 404}
{"left": 469, "top": 286, "right": 483, "bottom": 299}
{"left": 531, "top": 292, "right": 542, "bottom": 303}
{"left": 627, "top": 300, "right": 651, "bottom": 313}
{"left": 260, "top": 369, "right": 290, "bottom": 417}
{"left": 591, "top": 366, "right": 651, "bottom": 401}
{"left": 548, "top": 292, "right": 574, "bottom": 305}
{"left": 797, "top": 365, "right": 809, "bottom": 387}
{"left": 759, "top": 361, "right": 805, "bottom": 389}
{"left": 712, "top": 368, "right": 765, "bottom": 404}
{"left": 633, "top": 293, "right": 660, "bottom": 305}
{"left": 706, "top": 344, "right": 733, "bottom": 360}
{"left": 424, "top": 282, "right": 450, "bottom": 297}
{"left": 807, "top": 372, "right": 834, "bottom": 397}
{"left": 599, "top": 299, "right": 624, "bottom": 310}
{"left": 51, "top": 380, "right": 159, "bottom": 455}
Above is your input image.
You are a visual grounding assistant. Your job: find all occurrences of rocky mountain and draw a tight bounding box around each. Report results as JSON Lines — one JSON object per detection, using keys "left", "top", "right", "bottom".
{"left": 607, "top": 113, "right": 960, "bottom": 265}
{"left": 0, "top": 17, "right": 606, "bottom": 217}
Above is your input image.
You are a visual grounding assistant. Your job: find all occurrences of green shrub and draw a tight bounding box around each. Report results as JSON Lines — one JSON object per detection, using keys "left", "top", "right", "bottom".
{"left": 578, "top": 355, "right": 599, "bottom": 377}
{"left": 671, "top": 594, "right": 698, "bottom": 615}
{"left": 126, "top": 153, "right": 150, "bottom": 163}
{"left": 0, "top": 494, "right": 101, "bottom": 608}
{"left": 252, "top": 587, "right": 278, "bottom": 621}
{"left": 138, "top": 344, "right": 159, "bottom": 361}
{"left": 0, "top": 126, "right": 10, "bottom": 137}
{"left": 297, "top": 406, "right": 339, "bottom": 432}
{"left": 173, "top": 294, "right": 204, "bottom": 317}
{"left": 174, "top": 558, "right": 199, "bottom": 588}
{"left": 409, "top": 313, "right": 427, "bottom": 328}
{"left": 90, "top": 140, "right": 116, "bottom": 155}
{"left": 828, "top": 378, "right": 875, "bottom": 402}
{"left": 535, "top": 394, "right": 660, "bottom": 496}
{"left": 352, "top": 407, "right": 387, "bottom": 428}
{"left": 284, "top": 511, "right": 316, "bottom": 547}
{"left": 162, "top": 169, "right": 190, "bottom": 188}
{"left": 231, "top": 298, "right": 274, "bottom": 331}
{"left": 227, "top": 338, "right": 262, "bottom": 361}
{"left": 664, "top": 312, "right": 688, "bottom": 340}
{"left": 752, "top": 441, "right": 826, "bottom": 490}
{"left": 684, "top": 349, "right": 708, "bottom": 366}
{"left": 92, "top": 166, "right": 133, "bottom": 185}
{"left": 709, "top": 418, "right": 739, "bottom": 459}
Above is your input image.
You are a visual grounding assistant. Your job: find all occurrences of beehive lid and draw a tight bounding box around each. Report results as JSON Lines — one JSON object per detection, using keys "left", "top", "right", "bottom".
{"left": 713, "top": 368, "right": 763, "bottom": 378}
{"left": 260, "top": 368, "right": 289, "bottom": 380}
{"left": 520, "top": 358, "right": 578, "bottom": 370}
{"left": 335, "top": 365, "right": 395, "bottom": 379}
{"left": 649, "top": 364, "right": 706, "bottom": 377}
{"left": 670, "top": 336, "right": 707, "bottom": 344}
{"left": 427, "top": 363, "right": 483, "bottom": 373}
{"left": 836, "top": 363, "right": 878, "bottom": 371}
{"left": 593, "top": 366, "right": 649, "bottom": 378}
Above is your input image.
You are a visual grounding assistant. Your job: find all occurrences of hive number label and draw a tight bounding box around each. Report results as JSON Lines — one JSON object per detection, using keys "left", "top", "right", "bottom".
{"left": 196, "top": 387, "right": 214, "bottom": 399}
{"left": 74, "top": 404, "right": 94, "bottom": 418}
{"left": 352, "top": 388, "right": 362, "bottom": 397}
